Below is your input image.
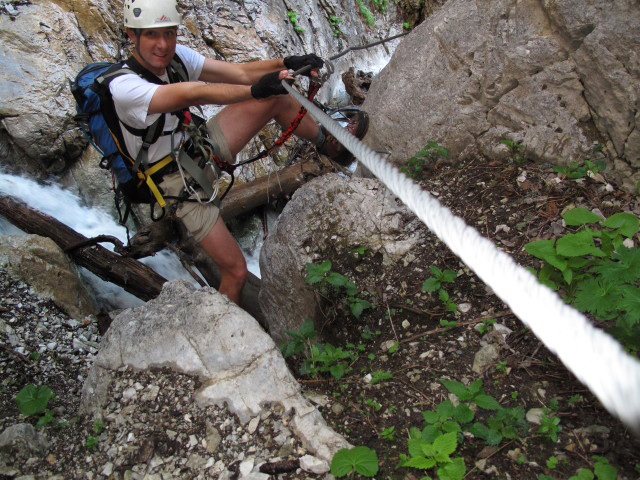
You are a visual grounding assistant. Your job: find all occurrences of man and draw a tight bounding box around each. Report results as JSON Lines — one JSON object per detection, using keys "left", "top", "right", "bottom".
{"left": 113, "top": 0, "right": 368, "bottom": 304}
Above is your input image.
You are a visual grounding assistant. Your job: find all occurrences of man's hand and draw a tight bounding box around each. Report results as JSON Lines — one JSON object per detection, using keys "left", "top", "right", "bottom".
{"left": 250, "top": 70, "right": 293, "bottom": 99}
{"left": 283, "top": 54, "right": 324, "bottom": 77}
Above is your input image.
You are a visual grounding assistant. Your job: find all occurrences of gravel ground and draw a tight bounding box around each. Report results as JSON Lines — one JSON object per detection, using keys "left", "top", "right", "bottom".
{"left": 0, "top": 266, "right": 329, "bottom": 480}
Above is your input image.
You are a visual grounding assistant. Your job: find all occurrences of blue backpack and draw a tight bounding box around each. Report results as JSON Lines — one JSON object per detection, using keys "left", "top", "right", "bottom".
{"left": 69, "top": 56, "right": 189, "bottom": 212}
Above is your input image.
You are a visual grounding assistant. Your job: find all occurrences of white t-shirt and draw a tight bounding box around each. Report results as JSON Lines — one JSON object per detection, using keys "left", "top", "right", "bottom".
{"left": 109, "top": 44, "right": 205, "bottom": 164}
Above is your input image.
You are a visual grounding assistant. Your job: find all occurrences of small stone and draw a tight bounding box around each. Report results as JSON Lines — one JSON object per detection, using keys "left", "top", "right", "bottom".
{"left": 332, "top": 403, "right": 345, "bottom": 415}
{"left": 526, "top": 408, "right": 545, "bottom": 425}
{"left": 239, "top": 458, "right": 255, "bottom": 477}
{"left": 458, "top": 303, "right": 472, "bottom": 313}
{"left": 472, "top": 344, "right": 499, "bottom": 373}
{"left": 247, "top": 417, "right": 260, "bottom": 434}
{"left": 401, "top": 320, "right": 410, "bottom": 329}
{"left": 299, "top": 455, "right": 330, "bottom": 474}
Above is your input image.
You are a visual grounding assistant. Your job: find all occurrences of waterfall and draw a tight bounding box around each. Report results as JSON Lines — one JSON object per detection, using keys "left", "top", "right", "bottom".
{"left": 0, "top": 172, "right": 261, "bottom": 310}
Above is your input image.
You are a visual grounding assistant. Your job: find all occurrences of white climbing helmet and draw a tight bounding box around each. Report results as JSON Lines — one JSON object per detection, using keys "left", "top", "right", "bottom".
{"left": 123, "top": 0, "right": 182, "bottom": 29}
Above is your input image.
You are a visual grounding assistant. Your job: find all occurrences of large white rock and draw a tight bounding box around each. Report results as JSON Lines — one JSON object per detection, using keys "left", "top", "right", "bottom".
{"left": 81, "top": 279, "right": 350, "bottom": 462}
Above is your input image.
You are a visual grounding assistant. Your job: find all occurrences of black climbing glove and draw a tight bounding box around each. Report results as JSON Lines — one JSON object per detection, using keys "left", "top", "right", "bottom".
{"left": 250, "top": 71, "right": 292, "bottom": 99}
{"left": 283, "top": 54, "right": 324, "bottom": 77}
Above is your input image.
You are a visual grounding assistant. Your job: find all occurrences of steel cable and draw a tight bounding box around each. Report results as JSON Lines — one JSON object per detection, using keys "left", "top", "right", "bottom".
{"left": 282, "top": 80, "right": 640, "bottom": 433}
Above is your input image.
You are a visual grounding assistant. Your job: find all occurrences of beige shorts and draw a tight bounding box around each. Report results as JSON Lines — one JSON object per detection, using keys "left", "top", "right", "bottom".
{"left": 159, "top": 115, "right": 234, "bottom": 243}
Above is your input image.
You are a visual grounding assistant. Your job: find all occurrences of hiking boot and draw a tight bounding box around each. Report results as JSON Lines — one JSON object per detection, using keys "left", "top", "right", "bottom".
{"left": 317, "top": 109, "right": 369, "bottom": 165}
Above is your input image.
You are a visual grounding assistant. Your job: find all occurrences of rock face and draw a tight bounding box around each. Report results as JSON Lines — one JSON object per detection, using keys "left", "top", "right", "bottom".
{"left": 363, "top": 0, "right": 640, "bottom": 192}
{"left": 0, "top": 234, "right": 98, "bottom": 319}
{"left": 81, "top": 280, "right": 350, "bottom": 462}
{"left": 259, "top": 173, "right": 424, "bottom": 343}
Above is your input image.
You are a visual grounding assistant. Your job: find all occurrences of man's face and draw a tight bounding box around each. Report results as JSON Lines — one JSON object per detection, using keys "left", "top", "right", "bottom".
{"left": 128, "top": 26, "right": 178, "bottom": 76}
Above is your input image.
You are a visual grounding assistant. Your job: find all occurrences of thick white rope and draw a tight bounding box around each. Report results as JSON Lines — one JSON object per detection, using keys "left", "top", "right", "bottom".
{"left": 283, "top": 81, "right": 640, "bottom": 433}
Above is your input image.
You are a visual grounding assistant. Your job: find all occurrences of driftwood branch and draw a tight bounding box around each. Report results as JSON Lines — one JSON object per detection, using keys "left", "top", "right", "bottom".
{"left": 0, "top": 195, "right": 165, "bottom": 301}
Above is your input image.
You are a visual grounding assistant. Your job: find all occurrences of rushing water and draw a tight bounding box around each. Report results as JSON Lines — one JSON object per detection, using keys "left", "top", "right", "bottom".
{"left": 0, "top": 172, "right": 262, "bottom": 310}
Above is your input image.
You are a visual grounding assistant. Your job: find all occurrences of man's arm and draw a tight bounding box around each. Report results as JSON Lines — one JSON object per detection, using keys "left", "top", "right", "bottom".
{"left": 198, "top": 58, "right": 286, "bottom": 85}
{"left": 148, "top": 81, "right": 252, "bottom": 115}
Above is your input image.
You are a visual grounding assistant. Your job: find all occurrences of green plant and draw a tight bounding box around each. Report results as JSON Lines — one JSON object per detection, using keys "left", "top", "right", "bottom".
{"left": 84, "top": 434, "right": 99, "bottom": 451}
{"left": 302, "top": 343, "right": 355, "bottom": 379}
{"left": 537, "top": 412, "right": 562, "bottom": 442}
{"left": 469, "top": 406, "right": 528, "bottom": 446}
{"left": 355, "top": 0, "right": 376, "bottom": 25}
{"left": 371, "top": 0, "right": 390, "bottom": 13}
{"left": 16, "top": 384, "right": 56, "bottom": 428}
{"left": 525, "top": 208, "right": 640, "bottom": 352}
{"left": 279, "top": 317, "right": 317, "bottom": 358}
{"left": 287, "top": 10, "right": 305, "bottom": 33}
{"left": 401, "top": 141, "right": 449, "bottom": 179}
{"left": 403, "top": 21, "right": 411, "bottom": 30}
{"left": 500, "top": 139, "right": 526, "bottom": 164}
{"left": 422, "top": 265, "right": 459, "bottom": 312}
{"left": 360, "top": 325, "right": 381, "bottom": 340}
{"left": 568, "top": 394, "right": 583, "bottom": 405}
{"left": 440, "top": 379, "right": 500, "bottom": 410}
{"left": 547, "top": 456, "right": 559, "bottom": 469}
{"left": 553, "top": 148, "right": 606, "bottom": 178}
{"left": 328, "top": 15, "right": 343, "bottom": 37}
{"left": 477, "top": 317, "right": 496, "bottom": 334}
{"left": 399, "top": 431, "right": 466, "bottom": 480}
{"left": 93, "top": 418, "right": 106, "bottom": 434}
{"left": 306, "top": 260, "right": 373, "bottom": 319}
{"left": 380, "top": 425, "right": 396, "bottom": 440}
{"left": 370, "top": 370, "right": 393, "bottom": 384}
{"left": 331, "top": 446, "right": 379, "bottom": 477}
{"left": 495, "top": 360, "right": 508, "bottom": 374}
{"left": 366, "top": 398, "right": 382, "bottom": 411}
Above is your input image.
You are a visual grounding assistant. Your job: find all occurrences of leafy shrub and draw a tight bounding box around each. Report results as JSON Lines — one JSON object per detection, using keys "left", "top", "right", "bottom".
{"left": 525, "top": 207, "right": 640, "bottom": 352}
{"left": 401, "top": 141, "right": 449, "bottom": 179}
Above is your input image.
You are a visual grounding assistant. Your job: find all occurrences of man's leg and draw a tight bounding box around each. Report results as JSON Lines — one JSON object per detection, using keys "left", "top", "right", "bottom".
{"left": 195, "top": 95, "right": 320, "bottom": 304}
{"left": 198, "top": 217, "right": 247, "bottom": 304}
{"left": 215, "top": 95, "right": 320, "bottom": 156}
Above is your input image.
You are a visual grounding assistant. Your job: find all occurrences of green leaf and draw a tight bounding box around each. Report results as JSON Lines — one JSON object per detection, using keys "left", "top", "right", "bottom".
{"left": 430, "top": 265, "right": 443, "bottom": 277}
{"left": 437, "top": 457, "right": 466, "bottom": 480}
{"left": 574, "top": 277, "right": 621, "bottom": 318}
{"left": 474, "top": 394, "right": 501, "bottom": 410}
{"left": 593, "top": 462, "right": 617, "bottom": 480}
{"left": 594, "top": 246, "right": 640, "bottom": 283}
{"left": 330, "top": 364, "right": 345, "bottom": 379}
{"left": 433, "top": 432, "right": 457, "bottom": 456}
{"left": 439, "top": 379, "right": 469, "bottom": 398}
{"left": 563, "top": 208, "right": 601, "bottom": 226}
{"left": 404, "top": 456, "right": 437, "bottom": 469}
{"left": 35, "top": 410, "right": 54, "bottom": 428}
{"left": 556, "top": 230, "right": 605, "bottom": 257}
{"left": 422, "top": 410, "right": 440, "bottom": 424}
{"left": 568, "top": 468, "right": 595, "bottom": 480}
{"left": 326, "top": 272, "right": 348, "bottom": 287}
{"left": 423, "top": 278, "right": 441, "bottom": 292}
{"left": 441, "top": 269, "right": 458, "bottom": 283}
{"left": 436, "top": 400, "right": 456, "bottom": 420}
{"left": 330, "top": 446, "right": 378, "bottom": 477}
{"left": 525, "top": 240, "right": 568, "bottom": 271}
{"left": 16, "top": 385, "right": 54, "bottom": 417}
{"left": 469, "top": 422, "right": 502, "bottom": 446}
{"left": 453, "top": 404, "right": 475, "bottom": 424}
{"left": 407, "top": 438, "right": 424, "bottom": 457}
{"left": 603, "top": 212, "right": 640, "bottom": 238}
{"left": 442, "top": 420, "right": 462, "bottom": 434}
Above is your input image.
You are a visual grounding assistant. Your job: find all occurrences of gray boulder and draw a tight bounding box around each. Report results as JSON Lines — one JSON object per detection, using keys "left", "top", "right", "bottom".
{"left": 259, "top": 173, "right": 424, "bottom": 344}
{"left": 0, "top": 423, "right": 49, "bottom": 455}
{"left": 0, "top": 234, "right": 98, "bottom": 319}
{"left": 363, "top": 0, "right": 640, "bottom": 192}
{"left": 81, "top": 279, "right": 350, "bottom": 462}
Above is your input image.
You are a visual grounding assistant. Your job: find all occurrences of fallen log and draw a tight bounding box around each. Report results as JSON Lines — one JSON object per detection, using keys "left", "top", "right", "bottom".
{"left": 220, "top": 156, "right": 333, "bottom": 220}
{"left": 0, "top": 195, "right": 165, "bottom": 301}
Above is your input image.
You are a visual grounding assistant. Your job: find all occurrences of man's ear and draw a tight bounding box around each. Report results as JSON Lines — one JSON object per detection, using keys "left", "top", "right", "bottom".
{"left": 125, "top": 27, "right": 137, "bottom": 44}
